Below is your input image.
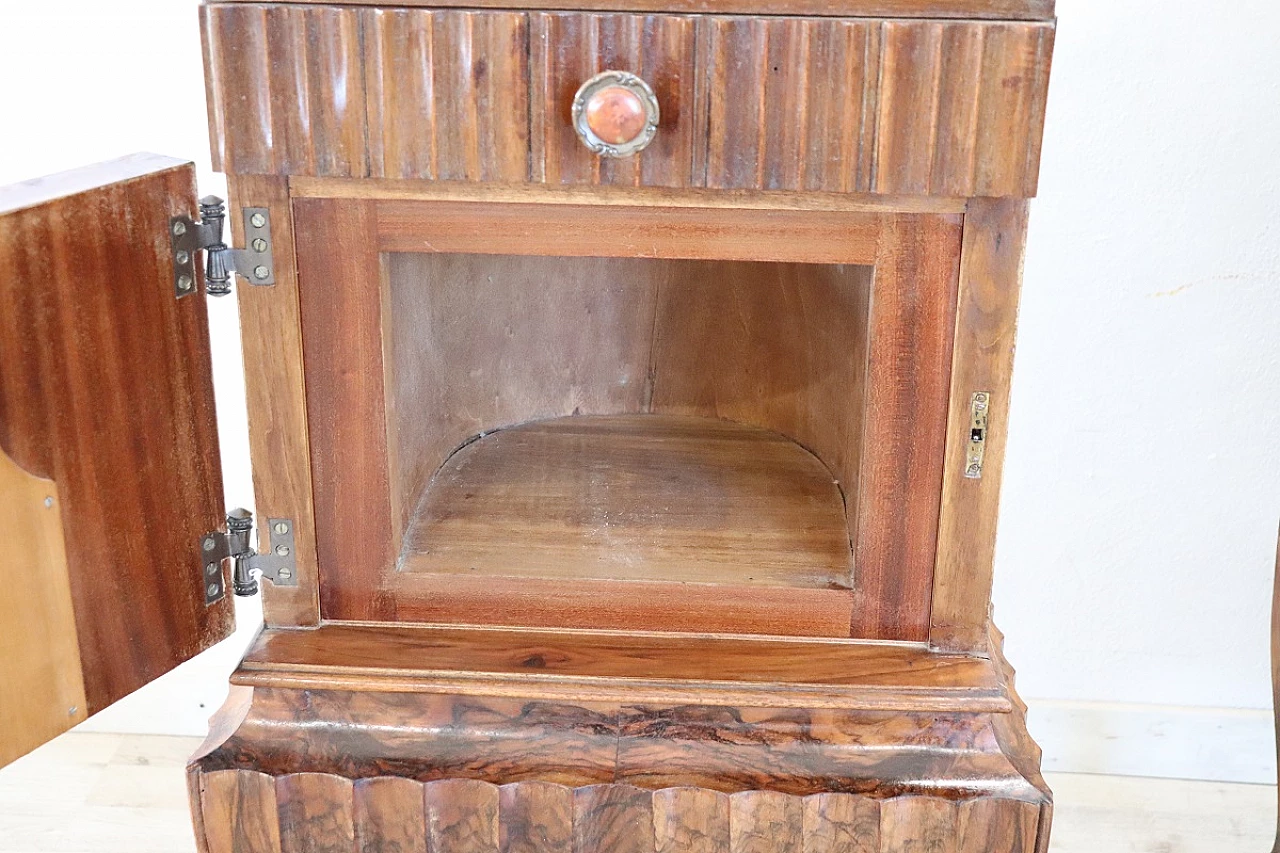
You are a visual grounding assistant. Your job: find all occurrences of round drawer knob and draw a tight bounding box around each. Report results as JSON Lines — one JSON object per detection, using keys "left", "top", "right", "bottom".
{"left": 572, "top": 71, "right": 660, "bottom": 158}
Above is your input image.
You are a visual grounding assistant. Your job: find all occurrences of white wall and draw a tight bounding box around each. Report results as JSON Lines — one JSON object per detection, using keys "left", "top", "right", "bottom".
{"left": 1, "top": 0, "right": 1277, "bottom": 782}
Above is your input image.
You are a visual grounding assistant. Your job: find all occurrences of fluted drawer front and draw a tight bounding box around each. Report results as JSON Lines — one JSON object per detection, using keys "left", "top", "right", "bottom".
{"left": 531, "top": 12, "right": 699, "bottom": 188}
{"left": 202, "top": 6, "right": 1054, "bottom": 197}
{"left": 701, "top": 17, "right": 1054, "bottom": 197}
{"left": 365, "top": 8, "right": 531, "bottom": 182}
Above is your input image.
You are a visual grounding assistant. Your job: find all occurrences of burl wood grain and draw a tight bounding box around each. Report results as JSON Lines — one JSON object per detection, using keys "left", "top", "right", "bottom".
{"left": 188, "top": 676, "right": 1048, "bottom": 852}
{"left": 0, "top": 154, "right": 232, "bottom": 717}
{"left": 401, "top": 416, "right": 852, "bottom": 589}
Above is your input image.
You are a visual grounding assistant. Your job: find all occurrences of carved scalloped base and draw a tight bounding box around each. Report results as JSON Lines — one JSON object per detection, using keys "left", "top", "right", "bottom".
{"left": 191, "top": 771, "right": 1047, "bottom": 853}
{"left": 187, "top": 679, "right": 1051, "bottom": 853}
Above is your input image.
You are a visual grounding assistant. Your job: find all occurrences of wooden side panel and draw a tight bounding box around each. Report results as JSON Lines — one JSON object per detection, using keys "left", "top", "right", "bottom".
{"left": 701, "top": 19, "right": 1053, "bottom": 197}
{"left": 930, "top": 199, "right": 1029, "bottom": 651}
{"left": 531, "top": 12, "right": 698, "bottom": 188}
{"left": 294, "top": 198, "right": 394, "bottom": 622}
{"left": 365, "top": 9, "right": 530, "bottom": 182}
{"left": 0, "top": 155, "right": 233, "bottom": 720}
{"left": 202, "top": 4, "right": 366, "bottom": 176}
{"left": 851, "top": 214, "right": 962, "bottom": 641}
{"left": 228, "top": 175, "right": 321, "bottom": 627}
{"left": 957, "top": 798, "right": 1041, "bottom": 853}
{"left": 0, "top": 453, "right": 84, "bottom": 767}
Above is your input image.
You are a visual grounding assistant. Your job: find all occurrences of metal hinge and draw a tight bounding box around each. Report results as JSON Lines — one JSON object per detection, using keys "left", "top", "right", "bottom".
{"left": 171, "top": 197, "right": 276, "bottom": 298}
{"left": 199, "top": 508, "right": 298, "bottom": 605}
{"left": 964, "top": 392, "right": 990, "bottom": 479}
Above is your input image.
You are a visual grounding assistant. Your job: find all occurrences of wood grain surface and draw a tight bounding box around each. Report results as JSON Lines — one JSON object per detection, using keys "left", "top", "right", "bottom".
{"left": 930, "top": 198, "right": 1029, "bottom": 651}
{"left": 210, "top": 0, "right": 1055, "bottom": 19}
{"left": 531, "top": 12, "right": 699, "bottom": 188}
{"left": 0, "top": 154, "right": 233, "bottom": 719}
{"left": 365, "top": 8, "right": 530, "bottom": 182}
{"left": 204, "top": 7, "right": 1054, "bottom": 198}
{"left": 234, "top": 623, "right": 1009, "bottom": 711}
{"left": 401, "top": 415, "right": 852, "bottom": 589}
{"left": 226, "top": 175, "right": 321, "bottom": 627}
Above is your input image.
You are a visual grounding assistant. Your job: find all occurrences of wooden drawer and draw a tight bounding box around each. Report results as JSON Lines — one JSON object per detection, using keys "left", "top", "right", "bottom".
{"left": 204, "top": 4, "right": 1054, "bottom": 197}
{"left": 531, "top": 12, "right": 700, "bottom": 188}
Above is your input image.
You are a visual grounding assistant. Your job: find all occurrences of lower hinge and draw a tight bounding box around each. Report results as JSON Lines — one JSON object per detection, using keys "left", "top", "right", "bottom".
{"left": 171, "top": 196, "right": 276, "bottom": 298}
{"left": 199, "top": 508, "right": 298, "bottom": 605}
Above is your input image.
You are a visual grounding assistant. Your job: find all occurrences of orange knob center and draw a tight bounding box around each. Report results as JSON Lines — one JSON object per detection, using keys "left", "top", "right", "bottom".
{"left": 584, "top": 86, "right": 648, "bottom": 145}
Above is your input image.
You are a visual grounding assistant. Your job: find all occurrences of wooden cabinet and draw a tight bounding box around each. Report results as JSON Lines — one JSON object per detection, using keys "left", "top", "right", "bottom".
{"left": 0, "top": 0, "right": 1057, "bottom": 849}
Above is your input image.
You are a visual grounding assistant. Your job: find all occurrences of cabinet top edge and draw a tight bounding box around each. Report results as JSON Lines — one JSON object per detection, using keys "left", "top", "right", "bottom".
{"left": 0, "top": 153, "right": 191, "bottom": 217}
{"left": 201, "top": 0, "right": 1055, "bottom": 23}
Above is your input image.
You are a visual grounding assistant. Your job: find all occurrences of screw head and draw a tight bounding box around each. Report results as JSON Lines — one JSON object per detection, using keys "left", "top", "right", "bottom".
{"left": 175, "top": 250, "right": 190, "bottom": 265}
{"left": 203, "top": 537, "right": 216, "bottom": 551}
{"left": 68, "top": 706, "right": 78, "bottom": 716}
{"left": 273, "top": 521, "right": 290, "bottom": 535}
{"left": 178, "top": 274, "right": 194, "bottom": 291}
{"left": 253, "top": 265, "right": 270, "bottom": 280}
{"left": 207, "top": 583, "right": 220, "bottom": 598}
{"left": 251, "top": 237, "right": 268, "bottom": 253}
{"left": 250, "top": 212, "right": 267, "bottom": 228}
{"left": 966, "top": 463, "right": 982, "bottom": 476}
{"left": 205, "top": 562, "right": 218, "bottom": 576}
{"left": 43, "top": 496, "right": 54, "bottom": 508}
{"left": 172, "top": 220, "right": 187, "bottom": 237}
{"left": 278, "top": 568, "right": 292, "bottom": 580}
{"left": 275, "top": 545, "right": 292, "bottom": 557}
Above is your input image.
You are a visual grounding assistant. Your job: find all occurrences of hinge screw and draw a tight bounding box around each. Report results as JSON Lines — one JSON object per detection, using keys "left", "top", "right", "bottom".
{"left": 175, "top": 250, "right": 190, "bottom": 265}
{"left": 273, "top": 522, "right": 290, "bottom": 535}
{"left": 278, "top": 568, "right": 292, "bottom": 580}
{"left": 966, "top": 463, "right": 982, "bottom": 477}
{"left": 251, "top": 238, "right": 268, "bottom": 253}
{"left": 171, "top": 221, "right": 187, "bottom": 237}
{"left": 203, "top": 537, "right": 216, "bottom": 551}
{"left": 207, "top": 583, "right": 220, "bottom": 598}
{"left": 250, "top": 212, "right": 267, "bottom": 228}
{"left": 205, "top": 562, "right": 218, "bottom": 577}
{"left": 68, "top": 706, "right": 77, "bottom": 716}
{"left": 178, "top": 274, "right": 194, "bottom": 292}
{"left": 253, "top": 265, "right": 270, "bottom": 280}
{"left": 275, "top": 545, "right": 292, "bottom": 557}
{"left": 43, "top": 496, "right": 54, "bottom": 508}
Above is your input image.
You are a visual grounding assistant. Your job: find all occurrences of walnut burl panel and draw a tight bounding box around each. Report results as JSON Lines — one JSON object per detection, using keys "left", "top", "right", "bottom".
{"left": 187, "top": 683, "right": 1048, "bottom": 852}
{"left": 202, "top": 5, "right": 1054, "bottom": 197}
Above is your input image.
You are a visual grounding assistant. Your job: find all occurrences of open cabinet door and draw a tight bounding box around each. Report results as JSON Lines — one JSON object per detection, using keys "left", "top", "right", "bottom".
{"left": 0, "top": 154, "right": 233, "bottom": 768}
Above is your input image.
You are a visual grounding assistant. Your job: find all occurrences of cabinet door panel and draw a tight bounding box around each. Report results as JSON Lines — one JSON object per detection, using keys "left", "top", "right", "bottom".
{"left": 0, "top": 154, "right": 233, "bottom": 768}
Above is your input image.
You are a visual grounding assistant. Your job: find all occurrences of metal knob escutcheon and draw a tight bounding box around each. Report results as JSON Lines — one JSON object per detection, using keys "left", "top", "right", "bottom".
{"left": 572, "top": 71, "right": 660, "bottom": 158}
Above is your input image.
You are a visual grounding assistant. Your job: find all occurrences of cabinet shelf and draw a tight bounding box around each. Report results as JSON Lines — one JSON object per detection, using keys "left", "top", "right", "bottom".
{"left": 398, "top": 414, "right": 854, "bottom": 591}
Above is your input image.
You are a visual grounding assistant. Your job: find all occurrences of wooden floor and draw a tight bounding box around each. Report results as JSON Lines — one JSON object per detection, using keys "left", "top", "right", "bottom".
{"left": 0, "top": 732, "right": 1272, "bottom": 852}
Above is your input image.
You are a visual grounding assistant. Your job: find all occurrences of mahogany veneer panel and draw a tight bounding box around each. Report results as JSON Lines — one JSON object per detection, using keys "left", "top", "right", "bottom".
{"left": 532, "top": 12, "right": 699, "bottom": 188}
{"left": 237, "top": 624, "right": 1009, "bottom": 711}
{"left": 202, "top": 4, "right": 366, "bottom": 176}
{"left": 701, "top": 18, "right": 1054, "bottom": 197}
{"left": 401, "top": 415, "right": 852, "bottom": 589}
{"left": 365, "top": 9, "right": 530, "bottom": 182}
{"left": 0, "top": 155, "right": 232, "bottom": 718}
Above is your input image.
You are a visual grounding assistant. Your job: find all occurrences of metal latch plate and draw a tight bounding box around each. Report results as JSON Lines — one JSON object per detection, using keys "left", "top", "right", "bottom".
{"left": 964, "top": 392, "right": 990, "bottom": 479}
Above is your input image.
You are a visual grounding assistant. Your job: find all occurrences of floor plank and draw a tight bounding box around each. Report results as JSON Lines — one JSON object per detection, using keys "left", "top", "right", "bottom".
{"left": 0, "top": 733, "right": 1273, "bottom": 852}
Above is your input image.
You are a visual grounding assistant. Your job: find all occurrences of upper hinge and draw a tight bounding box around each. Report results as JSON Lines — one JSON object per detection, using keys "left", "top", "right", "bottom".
{"left": 199, "top": 508, "right": 298, "bottom": 606}
{"left": 171, "top": 196, "right": 276, "bottom": 298}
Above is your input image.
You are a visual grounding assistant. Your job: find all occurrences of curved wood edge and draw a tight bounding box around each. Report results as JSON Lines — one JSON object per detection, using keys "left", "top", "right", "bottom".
{"left": 0, "top": 447, "right": 86, "bottom": 769}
